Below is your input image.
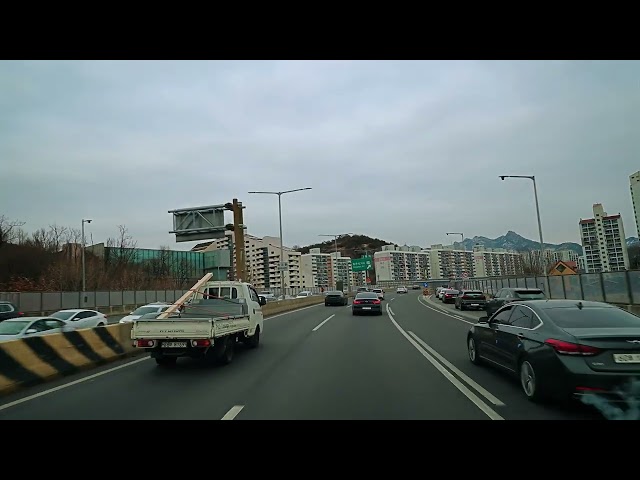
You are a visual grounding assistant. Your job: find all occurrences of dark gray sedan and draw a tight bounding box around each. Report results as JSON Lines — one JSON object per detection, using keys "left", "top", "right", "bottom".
{"left": 467, "top": 299, "right": 640, "bottom": 406}
{"left": 325, "top": 290, "right": 348, "bottom": 306}
{"left": 352, "top": 292, "right": 382, "bottom": 316}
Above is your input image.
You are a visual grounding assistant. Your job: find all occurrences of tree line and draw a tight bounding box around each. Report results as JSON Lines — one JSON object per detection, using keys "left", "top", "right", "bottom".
{"left": 0, "top": 215, "right": 196, "bottom": 292}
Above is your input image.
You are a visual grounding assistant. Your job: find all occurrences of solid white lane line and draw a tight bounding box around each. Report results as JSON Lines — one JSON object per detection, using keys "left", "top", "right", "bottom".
{"left": 408, "top": 331, "right": 505, "bottom": 406}
{"left": 312, "top": 314, "right": 335, "bottom": 332}
{"left": 388, "top": 307, "right": 396, "bottom": 316}
{"left": 221, "top": 405, "right": 244, "bottom": 420}
{"left": 386, "top": 304, "right": 503, "bottom": 420}
{"left": 0, "top": 356, "right": 151, "bottom": 412}
{"left": 418, "top": 297, "right": 475, "bottom": 326}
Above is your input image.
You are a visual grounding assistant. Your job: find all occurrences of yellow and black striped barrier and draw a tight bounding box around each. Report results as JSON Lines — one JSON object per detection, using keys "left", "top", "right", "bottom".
{"left": 0, "top": 323, "right": 139, "bottom": 396}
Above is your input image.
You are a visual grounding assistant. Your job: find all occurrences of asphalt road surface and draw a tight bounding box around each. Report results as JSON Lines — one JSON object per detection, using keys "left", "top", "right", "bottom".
{"left": 0, "top": 292, "right": 603, "bottom": 420}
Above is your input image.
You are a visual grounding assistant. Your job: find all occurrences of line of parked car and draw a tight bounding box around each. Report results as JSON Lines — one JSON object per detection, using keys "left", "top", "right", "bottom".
{"left": 435, "top": 286, "right": 547, "bottom": 316}
{"left": 0, "top": 300, "right": 111, "bottom": 342}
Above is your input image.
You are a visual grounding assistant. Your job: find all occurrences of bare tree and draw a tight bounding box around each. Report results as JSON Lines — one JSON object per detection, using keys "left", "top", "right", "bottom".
{"left": 0, "top": 215, "right": 26, "bottom": 246}
{"left": 47, "top": 224, "right": 68, "bottom": 252}
{"left": 106, "top": 225, "right": 138, "bottom": 269}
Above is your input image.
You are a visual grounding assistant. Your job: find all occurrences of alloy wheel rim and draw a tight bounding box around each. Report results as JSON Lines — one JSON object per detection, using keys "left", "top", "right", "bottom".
{"left": 521, "top": 361, "right": 536, "bottom": 397}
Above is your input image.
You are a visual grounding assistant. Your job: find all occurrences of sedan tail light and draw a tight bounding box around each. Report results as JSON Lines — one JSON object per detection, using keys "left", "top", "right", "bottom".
{"left": 372, "top": 300, "right": 381, "bottom": 304}
{"left": 545, "top": 339, "right": 601, "bottom": 356}
{"left": 353, "top": 300, "right": 362, "bottom": 305}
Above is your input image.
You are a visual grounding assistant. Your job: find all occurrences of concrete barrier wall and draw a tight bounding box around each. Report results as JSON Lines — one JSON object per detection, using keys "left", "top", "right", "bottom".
{"left": 0, "top": 296, "right": 329, "bottom": 396}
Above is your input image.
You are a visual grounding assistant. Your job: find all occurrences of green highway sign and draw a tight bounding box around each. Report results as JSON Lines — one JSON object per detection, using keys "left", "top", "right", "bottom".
{"left": 351, "top": 256, "right": 373, "bottom": 272}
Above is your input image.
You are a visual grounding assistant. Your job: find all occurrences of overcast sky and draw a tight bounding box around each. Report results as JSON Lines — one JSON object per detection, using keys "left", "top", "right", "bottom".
{"left": 2, "top": 60, "right": 638, "bottom": 250}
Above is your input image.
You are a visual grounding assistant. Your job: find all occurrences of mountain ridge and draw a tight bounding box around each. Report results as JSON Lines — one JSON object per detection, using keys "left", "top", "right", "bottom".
{"left": 299, "top": 231, "right": 638, "bottom": 257}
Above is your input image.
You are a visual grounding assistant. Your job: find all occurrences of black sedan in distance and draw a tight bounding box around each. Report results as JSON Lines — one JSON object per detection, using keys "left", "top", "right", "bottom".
{"left": 467, "top": 300, "right": 640, "bottom": 405}
{"left": 352, "top": 292, "right": 383, "bottom": 316}
{"left": 325, "top": 290, "right": 348, "bottom": 306}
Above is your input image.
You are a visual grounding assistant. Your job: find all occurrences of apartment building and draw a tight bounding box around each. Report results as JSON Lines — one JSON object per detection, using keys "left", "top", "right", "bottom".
{"left": 374, "top": 245, "right": 430, "bottom": 282}
{"left": 429, "top": 244, "right": 475, "bottom": 279}
{"left": 579, "top": 203, "right": 630, "bottom": 272}
{"left": 300, "top": 248, "right": 357, "bottom": 289}
{"left": 192, "top": 230, "right": 302, "bottom": 291}
{"left": 631, "top": 171, "right": 640, "bottom": 237}
{"left": 471, "top": 245, "right": 525, "bottom": 278}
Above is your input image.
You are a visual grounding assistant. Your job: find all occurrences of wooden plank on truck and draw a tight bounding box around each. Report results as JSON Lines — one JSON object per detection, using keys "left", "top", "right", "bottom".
{"left": 157, "top": 272, "right": 214, "bottom": 319}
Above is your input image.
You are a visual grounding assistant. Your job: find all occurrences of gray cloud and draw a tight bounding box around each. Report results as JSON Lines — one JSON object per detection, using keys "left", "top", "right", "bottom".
{"left": 1, "top": 60, "right": 638, "bottom": 250}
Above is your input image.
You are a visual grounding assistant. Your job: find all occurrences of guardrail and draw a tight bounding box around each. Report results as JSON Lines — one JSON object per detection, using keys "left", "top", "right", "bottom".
{"left": 0, "top": 287, "right": 325, "bottom": 315}
{"left": 0, "top": 294, "right": 327, "bottom": 396}
{"left": 467, "top": 270, "right": 640, "bottom": 305}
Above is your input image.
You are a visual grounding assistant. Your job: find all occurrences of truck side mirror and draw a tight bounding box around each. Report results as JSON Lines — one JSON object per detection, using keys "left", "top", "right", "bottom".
{"left": 258, "top": 296, "right": 267, "bottom": 306}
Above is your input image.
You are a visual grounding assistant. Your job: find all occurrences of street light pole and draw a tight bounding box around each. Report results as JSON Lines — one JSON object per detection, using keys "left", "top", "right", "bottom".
{"left": 249, "top": 188, "right": 312, "bottom": 298}
{"left": 499, "top": 175, "right": 547, "bottom": 277}
{"left": 81, "top": 218, "right": 92, "bottom": 293}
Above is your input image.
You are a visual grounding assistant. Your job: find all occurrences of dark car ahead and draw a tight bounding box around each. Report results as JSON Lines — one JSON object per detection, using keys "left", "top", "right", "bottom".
{"left": 352, "top": 292, "right": 382, "bottom": 316}
{"left": 485, "top": 287, "right": 545, "bottom": 316}
{"left": 441, "top": 289, "right": 459, "bottom": 304}
{"left": 455, "top": 290, "right": 486, "bottom": 311}
{"left": 467, "top": 299, "right": 640, "bottom": 405}
{"left": 0, "top": 301, "right": 24, "bottom": 322}
{"left": 325, "top": 290, "right": 348, "bottom": 306}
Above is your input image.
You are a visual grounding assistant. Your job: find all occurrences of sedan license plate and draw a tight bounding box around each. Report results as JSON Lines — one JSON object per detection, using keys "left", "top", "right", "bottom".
{"left": 471, "top": 304, "right": 479, "bottom": 307}
{"left": 163, "top": 341, "right": 187, "bottom": 348}
{"left": 362, "top": 307, "right": 371, "bottom": 310}
{"left": 613, "top": 353, "right": 640, "bottom": 364}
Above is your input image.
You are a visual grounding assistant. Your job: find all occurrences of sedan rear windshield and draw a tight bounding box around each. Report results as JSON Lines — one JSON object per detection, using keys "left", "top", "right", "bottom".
{"left": 515, "top": 290, "right": 545, "bottom": 299}
{"left": 547, "top": 307, "right": 640, "bottom": 329}
{"left": 327, "top": 291, "right": 343, "bottom": 296}
{"left": 356, "top": 293, "right": 379, "bottom": 299}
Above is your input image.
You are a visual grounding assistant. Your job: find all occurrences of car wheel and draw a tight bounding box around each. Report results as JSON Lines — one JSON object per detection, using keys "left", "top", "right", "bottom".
{"left": 468, "top": 336, "right": 482, "bottom": 365}
{"left": 520, "top": 359, "right": 545, "bottom": 403}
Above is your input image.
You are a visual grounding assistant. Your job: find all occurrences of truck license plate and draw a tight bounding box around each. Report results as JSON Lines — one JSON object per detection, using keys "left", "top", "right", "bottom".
{"left": 163, "top": 341, "right": 187, "bottom": 348}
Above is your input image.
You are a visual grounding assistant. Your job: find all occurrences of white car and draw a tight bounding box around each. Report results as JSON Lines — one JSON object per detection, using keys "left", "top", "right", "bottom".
{"left": 296, "top": 291, "right": 313, "bottom": 298}
{"left": 372, "top": 288, "right": 384, "bottom": 300}
{"left": 0, "top": 317, "right": 71, "bottom": 342}
{"left": 396, "top": 286, "right": 408, "bottom": 294}
{"left": 119, "top": 303, "right": 173, "bottom": 324}
{"left": 50, "top": 309, "right": 108, "bottom": 329}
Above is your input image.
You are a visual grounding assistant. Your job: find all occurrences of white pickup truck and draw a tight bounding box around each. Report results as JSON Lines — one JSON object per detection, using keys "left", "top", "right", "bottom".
{"left": 130, "top": 281, "right": 266, "bottom": 366}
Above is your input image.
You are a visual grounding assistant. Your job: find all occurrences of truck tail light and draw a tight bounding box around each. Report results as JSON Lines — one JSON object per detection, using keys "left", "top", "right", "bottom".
{"left": 135, "top": 339, "right": 155, "bottom": 348}
{"left": 191, "top": 339, "right": 211, "bottom": 347}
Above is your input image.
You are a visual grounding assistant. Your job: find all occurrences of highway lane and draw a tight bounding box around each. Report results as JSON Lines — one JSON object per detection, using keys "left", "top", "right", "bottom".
{"left": 0, "top": 293, "right": 604, "bottom": 420}
{"left": 389, "top": 292, "right": 602, "bottom": 420}
{"left": 235, "top": 300, "right": 492, "bottom": 420}
{"left": 1, "top": 297, "right": 496, "bottom": 420}
{"left": 0, "top": 303, "right": 331, "bottom": 420}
